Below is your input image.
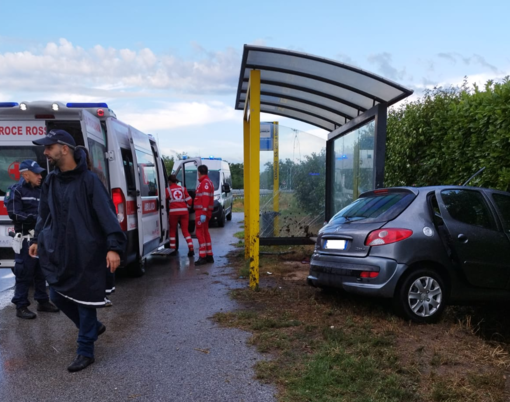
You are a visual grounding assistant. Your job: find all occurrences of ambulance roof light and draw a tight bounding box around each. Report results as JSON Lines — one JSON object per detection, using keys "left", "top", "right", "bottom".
{"left": 66, "top": 102, "right": 109, "bottom": 108}
{"left": 203, "top": 157, "right": 222, "bottom": 160}
{"left": 20, "top": 103, "right": 28, "bottom": 111}
{"left": 0, "top": 102, "right": 19, "bottom": 107}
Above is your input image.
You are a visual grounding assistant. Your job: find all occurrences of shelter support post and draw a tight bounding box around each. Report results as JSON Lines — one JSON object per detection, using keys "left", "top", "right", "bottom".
{"left": 273, "top": 122, "right": 279, "bottom": 236}
{"left": 243, "top": 70, "right": 261, "bottom": 290}
{"left": 243, "top": 119, "right": 250, "bottom": 259}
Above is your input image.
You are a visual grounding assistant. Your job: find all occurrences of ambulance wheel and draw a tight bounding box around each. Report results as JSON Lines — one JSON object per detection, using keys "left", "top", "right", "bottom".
{"left": 226, "top": 211, "right": 232, "bottom": 221}
{"left": 128, "top": 258, "right": 146, "bottom": 277}
{"left": 218, "top": 209, "right": 226, "bottom": 228}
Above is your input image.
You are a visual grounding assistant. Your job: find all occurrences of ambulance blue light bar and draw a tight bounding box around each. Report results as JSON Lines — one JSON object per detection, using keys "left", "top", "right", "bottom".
{"left": 0, "top": 102, "right": 19, "bottom": 107}
{"left": 66, "top": 103, "right": 109, "bottom": 108}
{"left": 203, "top": 157, "right": 222, "bottom": 160}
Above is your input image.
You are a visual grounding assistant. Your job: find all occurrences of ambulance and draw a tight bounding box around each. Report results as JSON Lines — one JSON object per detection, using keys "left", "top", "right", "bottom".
{"left": 172, "top": 157, "right": 233, "bottom": 232}
{"left": 0, "top": 101, "right": 169, "bottom": 276}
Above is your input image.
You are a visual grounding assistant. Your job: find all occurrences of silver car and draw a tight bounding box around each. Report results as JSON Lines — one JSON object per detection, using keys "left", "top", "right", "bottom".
{"left": 308, "top": 186, "right": 510, "bottom": 323}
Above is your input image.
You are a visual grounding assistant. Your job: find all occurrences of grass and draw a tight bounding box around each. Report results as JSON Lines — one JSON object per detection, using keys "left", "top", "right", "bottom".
{"left": 212, "top": 245, "right": 510, "bottom": 402}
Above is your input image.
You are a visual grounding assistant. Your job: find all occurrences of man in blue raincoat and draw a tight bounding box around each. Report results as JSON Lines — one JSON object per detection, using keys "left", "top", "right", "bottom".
{"left": 6, "top": 160, "right": 59, "bottom": 319}
{"left": 29, "top": 129, "right": 126, "bottom": 373}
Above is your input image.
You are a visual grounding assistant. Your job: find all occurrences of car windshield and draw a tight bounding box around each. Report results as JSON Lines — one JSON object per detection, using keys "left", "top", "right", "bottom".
{"left": 330, "top": 191, "right": 415, "bottom": 224}
{"left": 0, "top": 146, "right": 48, "bottom": 196}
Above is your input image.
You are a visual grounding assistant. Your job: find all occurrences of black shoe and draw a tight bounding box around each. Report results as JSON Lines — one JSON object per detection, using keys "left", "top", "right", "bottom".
{"left": 37, "top": 301, "right": 60, "bottom": 313}
{"left": 169, "top": 250, "right": 178, "bottom": 256}
{"left": 188, "top": 250, "right": 195, "bottom": 257}
{"left": 206, "top": 255, "right": 214, "bottom": 263}
{"left": 16, "top": 306, "right": 36, "bottom": 319}
{"left": 104, "top": 297, "right": 113, "bottom": 307}
{"left": 67, "top": 355, "right": 95, "bottom": 372}
{"left": 98, "top": 324, "right": 106, "bottom": 336}
{"left": 195, "top": 257, "right": 208, "bottom": 266}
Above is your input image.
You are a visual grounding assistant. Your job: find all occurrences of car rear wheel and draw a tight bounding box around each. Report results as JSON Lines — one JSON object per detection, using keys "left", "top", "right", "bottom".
{"left": 226, "top": 210, "right": 232, "bottom": 221}
{"left": 218, "top": 208, "right": 226, "bottom": 227}
{"left": 394, "top": 268, "right": 447, "bottom": 324}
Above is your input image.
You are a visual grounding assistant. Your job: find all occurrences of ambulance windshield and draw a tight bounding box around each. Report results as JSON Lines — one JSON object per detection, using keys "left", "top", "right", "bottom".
{"left": 0, "top": 146, "right": 48, "bottom": 196}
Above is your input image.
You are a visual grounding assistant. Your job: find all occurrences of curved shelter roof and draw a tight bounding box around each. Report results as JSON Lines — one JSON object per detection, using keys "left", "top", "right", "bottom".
{"left": 235, "top": 45, "right": 413, "bottom": 132}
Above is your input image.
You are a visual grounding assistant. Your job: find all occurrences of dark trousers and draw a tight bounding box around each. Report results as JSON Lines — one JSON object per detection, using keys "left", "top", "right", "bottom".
{"left": 11, "top": 239, "right": 49, "bottom": 308}
{"left": 50, "top": 288, "right": 102, "bottom": 358}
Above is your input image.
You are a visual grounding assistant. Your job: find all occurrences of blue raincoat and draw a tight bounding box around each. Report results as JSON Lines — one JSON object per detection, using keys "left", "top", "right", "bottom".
{"left": 34, "top": 149, "right": 126, "bottom": 306}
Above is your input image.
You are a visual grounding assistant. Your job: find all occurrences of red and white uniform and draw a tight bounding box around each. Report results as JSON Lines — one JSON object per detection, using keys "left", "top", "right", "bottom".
{"left": 166, "top": 183, "right": 193, "bottom": 251}
{"left": 195, "top": 175, "right": 214, "bottom": 258}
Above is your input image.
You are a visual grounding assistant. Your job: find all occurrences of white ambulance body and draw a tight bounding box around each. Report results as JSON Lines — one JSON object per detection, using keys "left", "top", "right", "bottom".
{"left": 0, "top": 101, "right": 169, "bottom": 275}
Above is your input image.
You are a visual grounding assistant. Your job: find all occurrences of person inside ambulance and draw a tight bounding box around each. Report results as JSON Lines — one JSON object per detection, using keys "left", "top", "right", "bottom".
{"left": 6, "top": 160, "right": 59, "bottom": 319}
{"left": 194, "top": 165, "right": 214, "bottom": 266}
{"left": 166, "top": 174, "right": 194, "bottom": 257}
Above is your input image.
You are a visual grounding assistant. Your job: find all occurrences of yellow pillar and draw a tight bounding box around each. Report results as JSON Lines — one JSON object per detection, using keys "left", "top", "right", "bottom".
{"left": 273, "top": 122, "right": 279, "bottom": 236}
{"left": 243, "top": 119, "right": 250, "bottom": 258}
{"left": 248, "top": 70, "right": 260, "bottom": 290}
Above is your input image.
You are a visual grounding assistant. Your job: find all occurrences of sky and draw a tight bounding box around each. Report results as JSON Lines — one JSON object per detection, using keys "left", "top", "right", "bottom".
{"left": 1, "top": 0, "right": 509, "bottom": 162}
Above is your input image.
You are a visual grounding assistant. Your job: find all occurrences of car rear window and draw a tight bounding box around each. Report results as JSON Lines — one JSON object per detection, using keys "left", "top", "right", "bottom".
{"left": 330, "top": 191, "right": 415, "bottom": 224}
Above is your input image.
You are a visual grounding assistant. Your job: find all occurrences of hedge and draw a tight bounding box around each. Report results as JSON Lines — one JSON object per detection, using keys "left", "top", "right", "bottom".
{"left": 385, "top": 78, "right": 510, "bottom": 191}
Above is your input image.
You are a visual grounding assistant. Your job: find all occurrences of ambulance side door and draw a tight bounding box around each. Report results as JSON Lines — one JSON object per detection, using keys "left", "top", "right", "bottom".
{"left": 149, "top": 138, "right": 168, "bottom": 244}
{"left": 129, "top": 127, "right": 161, "bottom": 258}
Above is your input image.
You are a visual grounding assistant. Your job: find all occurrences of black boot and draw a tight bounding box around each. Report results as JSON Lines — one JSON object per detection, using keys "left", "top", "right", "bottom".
{"left": 206, "top": 255, "right": 214, "bottom": 263}
{"left": 16, "top": 306, "right": 36, "bottom": 319}
{"left": 37, "top": 301, "right": 60, "bottom": 313}
{"left": 188, "top": 250, "right": 195, "bottom": 257}
{"left": 67, "top": 355, "right": 95, "bottom": 372}
{"left": 195, "top": 257, "right": 208, "bottom": 266}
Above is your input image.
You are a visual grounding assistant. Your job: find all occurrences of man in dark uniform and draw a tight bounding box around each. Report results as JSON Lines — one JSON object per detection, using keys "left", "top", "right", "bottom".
{"left": 7, "top": 160, "right": 59, "bottom": 319}
{"left": 29, "top": 130, "right": 126, "bottom": 372}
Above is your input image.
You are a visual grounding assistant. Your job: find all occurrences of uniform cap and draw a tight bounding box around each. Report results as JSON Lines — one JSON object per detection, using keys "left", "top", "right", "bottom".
{"left": 32, "top": 129, "right": 76, "bottom": 148}
{"left": 19, "top": 160, "right": 45, "bottom": 174}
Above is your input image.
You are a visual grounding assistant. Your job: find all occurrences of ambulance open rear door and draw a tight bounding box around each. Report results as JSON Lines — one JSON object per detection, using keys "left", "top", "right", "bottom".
{"left": 79, "top": 110, "right": 110, "bottom": 191}
{"left": 129, "top": 127, "right": 162, "bottom": 258}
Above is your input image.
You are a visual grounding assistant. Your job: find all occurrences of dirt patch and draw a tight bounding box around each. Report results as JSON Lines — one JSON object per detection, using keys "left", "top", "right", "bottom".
{"left": 217, "top": 246, "right": 510, "bottom": 402}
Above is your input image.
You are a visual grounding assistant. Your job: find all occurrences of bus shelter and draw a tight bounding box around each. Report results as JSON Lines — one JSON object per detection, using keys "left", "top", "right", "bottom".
{"left": 235, "top": 45, "right": 413, "bottom": 289}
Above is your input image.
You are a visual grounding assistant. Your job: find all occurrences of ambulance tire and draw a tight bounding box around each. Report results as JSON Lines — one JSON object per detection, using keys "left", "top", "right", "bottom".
{"left": 226, "top": 210, "right": 232, "bottom": 221}
{"left": 218, "top": 208, "right": 226, "bottom": 228}
{"left": 127, "top": 257, "right": 146, "bottom": 277}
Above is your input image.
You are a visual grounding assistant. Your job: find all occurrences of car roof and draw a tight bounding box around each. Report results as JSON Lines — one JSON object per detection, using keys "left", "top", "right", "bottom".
{"left": 360, "top": 185, "right": 510, "bottom": 198}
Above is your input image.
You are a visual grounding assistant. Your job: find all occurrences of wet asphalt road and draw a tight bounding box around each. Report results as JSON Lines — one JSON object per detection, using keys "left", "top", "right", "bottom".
{"left": 0, "top": 213, "right": 276, "bottom": 402}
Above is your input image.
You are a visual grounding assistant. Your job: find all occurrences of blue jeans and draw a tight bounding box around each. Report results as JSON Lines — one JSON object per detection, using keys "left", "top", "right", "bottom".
{"left": 50, "top": 288, "right": 103, "bottom": 358}
{"left": 11, "top": 239, "right": 49, "bottom": 308}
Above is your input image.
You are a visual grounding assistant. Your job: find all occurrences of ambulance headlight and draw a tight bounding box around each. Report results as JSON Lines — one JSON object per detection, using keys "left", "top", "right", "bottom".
{"left": 20, "top": 103, "right": 28, "bottom": 111}
{"left": 51, "top": 103, "right": 59, "bottom": 111}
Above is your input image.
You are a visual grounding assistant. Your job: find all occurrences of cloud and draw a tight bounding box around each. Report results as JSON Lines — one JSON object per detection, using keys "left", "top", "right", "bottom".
{"left": 367, "top": 52, "right": 407, "bottom": 81}
{"left": 336, "top": 53, "right": 358, "bottom": 66}
{"left": 437, "top": 52, "right": 501, "bottom": 74}
{"left": 0, "top": 38, "right": 241, "bottom": 97}
{"left": 118, "top": 101, "right": 242, "bottom": 132}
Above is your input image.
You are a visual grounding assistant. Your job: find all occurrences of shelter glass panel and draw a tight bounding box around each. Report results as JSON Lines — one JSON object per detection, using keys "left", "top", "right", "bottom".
{"left": 259, "top": 124, "right": 326, "bottom": 239}
{"left": 332, "top": 120, "right": 375, "bottom": 214}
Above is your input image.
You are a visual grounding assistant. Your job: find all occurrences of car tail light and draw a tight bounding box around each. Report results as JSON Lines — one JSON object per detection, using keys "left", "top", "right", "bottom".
{"left": 360, "top": 271, "right": 379, "bottom": 278}
{"left": 365, "top": 228, "right": 413, "bottom": 246}
{"left": 112, "top": 188, "right": 127, "bottom": 231}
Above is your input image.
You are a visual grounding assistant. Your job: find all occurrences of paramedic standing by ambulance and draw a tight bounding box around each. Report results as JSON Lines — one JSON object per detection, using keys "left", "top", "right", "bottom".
{"left": 166, "top": 174, "right": 194, "bottom": 257}
{"left": 194, "top": 165, "right": 214, "bottom": 266}
{"left": 7, "top": 160, "right": 59, "bottom": 319}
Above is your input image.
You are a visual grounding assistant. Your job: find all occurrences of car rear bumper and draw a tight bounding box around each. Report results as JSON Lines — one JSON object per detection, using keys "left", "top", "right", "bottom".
{"left": 307, "top": 252, "right": 405, "bottom": 298}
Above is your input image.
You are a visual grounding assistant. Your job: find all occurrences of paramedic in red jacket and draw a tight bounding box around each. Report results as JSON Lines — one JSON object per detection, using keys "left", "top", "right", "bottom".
{"left": 166, "top": 175, "right": 194, "bottom": 257}
{"left": 194, "top": 165, "right": 214, "bottom": 265}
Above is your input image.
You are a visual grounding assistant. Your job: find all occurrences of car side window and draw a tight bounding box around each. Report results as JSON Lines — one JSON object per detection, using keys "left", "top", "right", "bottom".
{"left": 492, "top": 193, "right": 510, "bottom": 234}
{"left": 441, "top": 189, "right": 495, "bottom": 230}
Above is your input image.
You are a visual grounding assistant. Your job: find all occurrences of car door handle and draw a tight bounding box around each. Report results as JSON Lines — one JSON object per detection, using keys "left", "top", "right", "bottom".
{"left": 457, "top": 234, "right": 468, "bottom": 243}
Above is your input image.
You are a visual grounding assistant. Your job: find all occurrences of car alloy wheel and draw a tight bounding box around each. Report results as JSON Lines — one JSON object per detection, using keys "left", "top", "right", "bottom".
{"left": 394, "top": 268, "right": 447, "bottom": 324}
{"left": 407, "top": 276, "right": 442, "bottom": 318}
